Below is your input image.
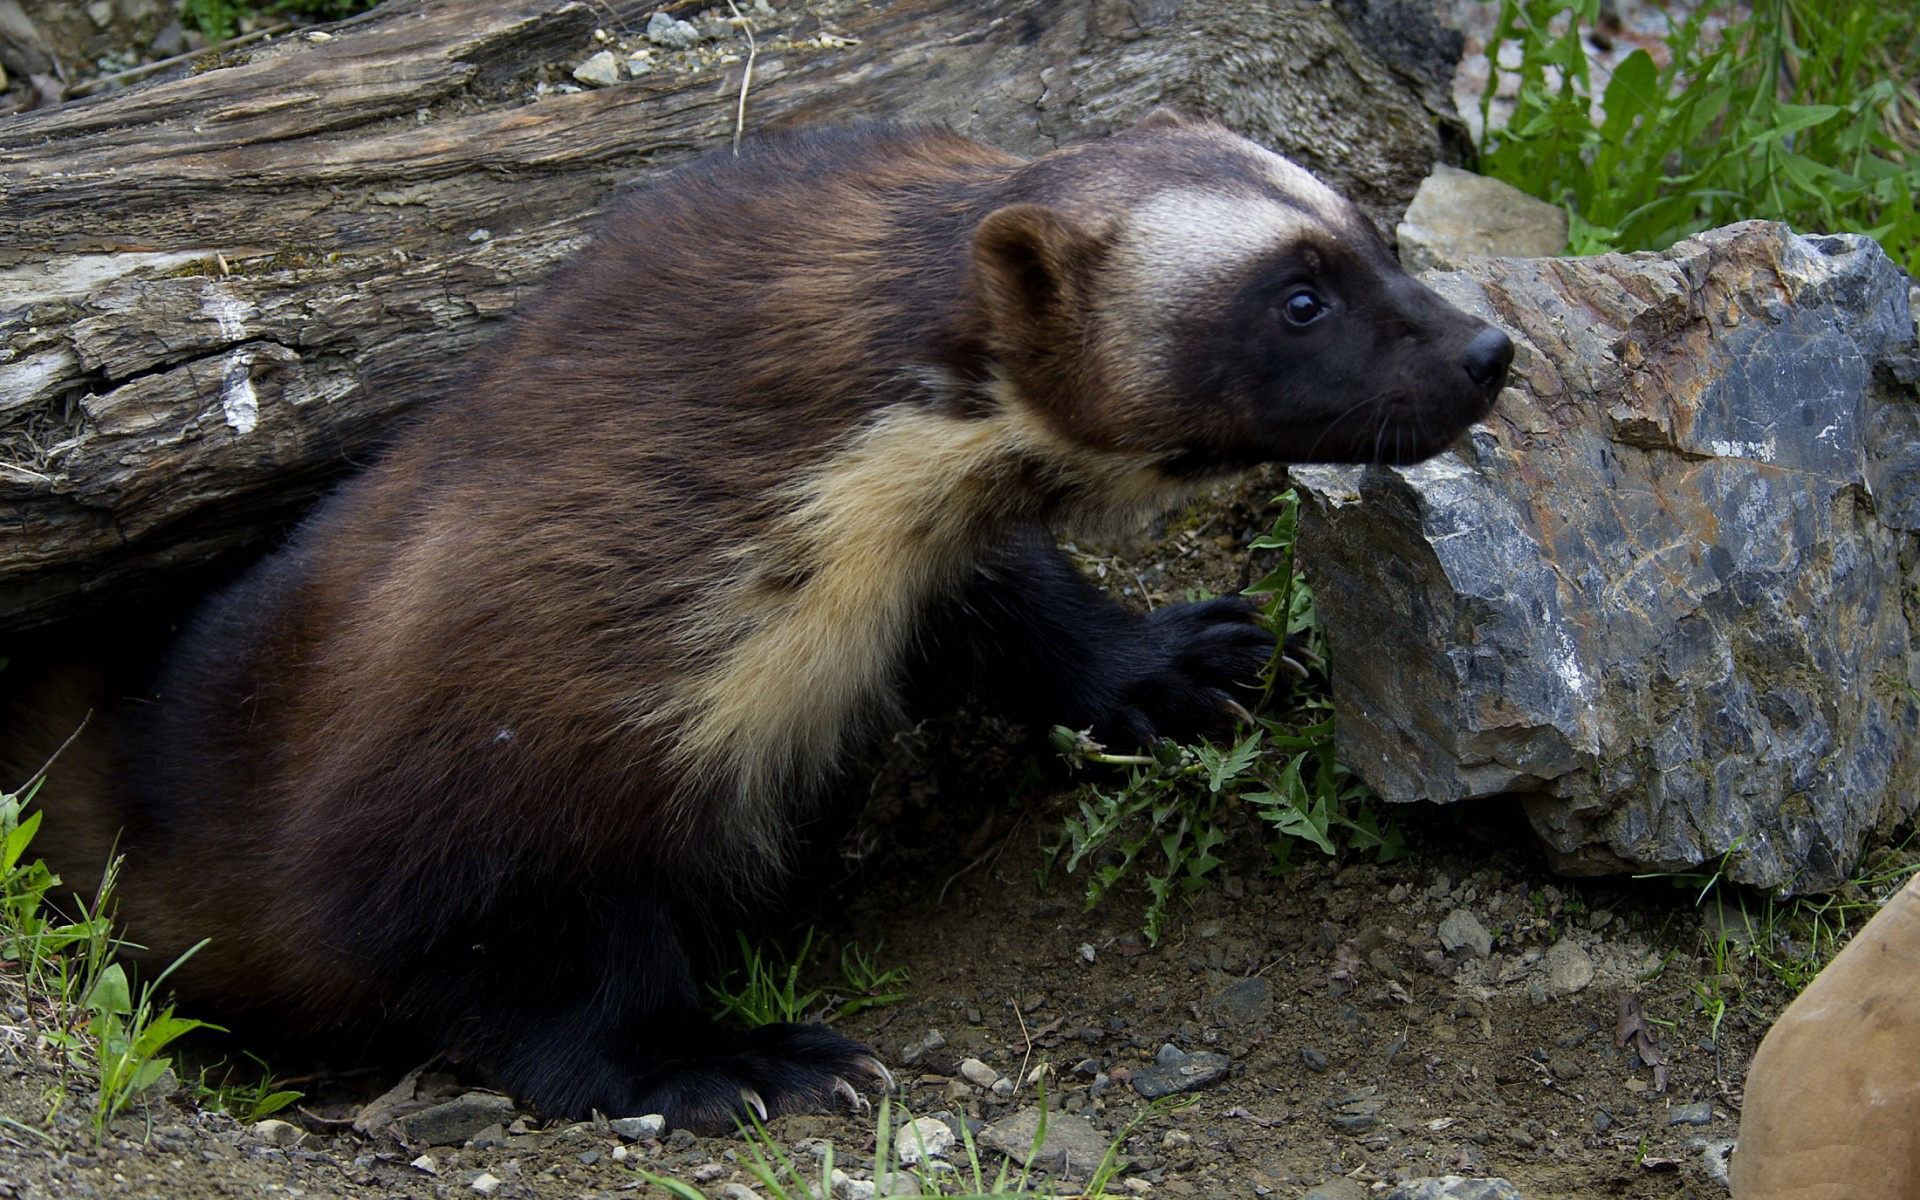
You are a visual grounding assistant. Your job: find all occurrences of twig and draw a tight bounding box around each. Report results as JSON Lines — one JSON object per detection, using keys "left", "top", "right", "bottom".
{"left": 724, "top": 0, "right": 759, "bottom": 153}
{"left": 66, "top": 23, "right": 295, "bottom": 98}
{"left": 18, "top": 712, "right": 89, "bottom": 796}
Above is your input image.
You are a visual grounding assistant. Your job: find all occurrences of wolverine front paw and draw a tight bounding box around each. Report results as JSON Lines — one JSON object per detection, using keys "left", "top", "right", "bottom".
{"left": 629, "top": 1023, "right": 891, "bottom": 1133}
{"left": 1097, "top": 596, "right": 1274, "bottom": 745}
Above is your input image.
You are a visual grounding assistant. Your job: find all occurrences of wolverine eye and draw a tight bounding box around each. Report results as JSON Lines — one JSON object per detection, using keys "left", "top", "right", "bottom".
{"left": 1282, "top": 288, "right": 1327, "bottom": 327}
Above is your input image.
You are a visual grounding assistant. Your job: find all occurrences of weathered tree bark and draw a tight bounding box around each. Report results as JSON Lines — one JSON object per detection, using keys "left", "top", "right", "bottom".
{"left": 0, "top": 0, "right": 1465, "bottom": 630}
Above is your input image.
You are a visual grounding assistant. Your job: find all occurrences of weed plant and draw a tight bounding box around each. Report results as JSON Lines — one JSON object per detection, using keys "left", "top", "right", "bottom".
{"left": 710, "top": 928, "right": 910, "bottom": 1027}
{"left": 1478, "top": 0, "right": 1920, "bottom": 272}
{"left": 0, "top": 783, "right": 291, "bottom": 1141}
{"left": 181, "top": 0, "right": 381, "bottom": 42}
{"left": 1044, "top": 492, "right": 1406, "bottom": 945}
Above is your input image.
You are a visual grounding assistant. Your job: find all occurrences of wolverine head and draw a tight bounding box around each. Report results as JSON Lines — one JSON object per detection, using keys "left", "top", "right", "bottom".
{"left": 965, "top": 113, "right": 1512, "bottom": 473}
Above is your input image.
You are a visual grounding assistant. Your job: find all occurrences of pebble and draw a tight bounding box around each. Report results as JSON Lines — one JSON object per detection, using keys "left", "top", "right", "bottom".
{"left": 571, "top": 50, "right": 621, "bottom": 87}
{"left": 979, "top": 1110, "right": 1115, "bottom": 1182}
{"left": 1544, "top": 938, "right": 1595, "bottom": 995}
{"left": 1304, "top": 1179, "right": 1368, "bottom": 1200}
{"left": 1666, "top": 1100, "right": 1713, "bottom": 1126}
{"left": 1384, "top": 1177, "right": 1526, "bottom": 1200}
{"left": 829, "top": 1169, "right": 875, "bottom": 1200}
{"left": 896, "top": 1116, "right": 954, "bottom": 1164}
{"left": 468, "top": 1173, "right": 501, "bottom": 1196}
{"left": 401, "top": 1094, "right": 519, "bottom": 1148}
{"left": 1209, "top": 976, "right": 1272, "bottom": 1026}
{"left": 1300, "top": 1046, "right": 1330, "bottom": 1072}
{"left": 249, "top": 1120, "right": 303, "bottom": 1147}
{"left": 1438, "top": 909, "right": 1494, "bottom": 958}
{"left": 646, "top": 12, "right": 702, "bottom": 49}
{"left": 958, "top": 1058, "right": 999, "bottom": 1088}
{"left": 1327, "top": 1089, "right": 1385, "bottom": 1133}
{"left": 610, "top": 1114, "right": 667, "bottom": 1140}
{"left": 718, "top": 1185, "right": 761, "bottom": 1200}
{"left": 1130, "top": 1045, "right": 1231, "bottom": 1099}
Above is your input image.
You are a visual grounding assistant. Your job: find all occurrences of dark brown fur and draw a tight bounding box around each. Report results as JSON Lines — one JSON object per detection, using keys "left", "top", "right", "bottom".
{"left": 5, "top": 119, "right": 1510, "bottom": 1127}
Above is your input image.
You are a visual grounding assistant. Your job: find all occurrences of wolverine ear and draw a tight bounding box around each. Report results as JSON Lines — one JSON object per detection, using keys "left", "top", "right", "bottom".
{"left": 1132, "top": 106, "right": 1200, "bottom": 132}
{"left": 970, "top": 204, "right": 1104, "bottom": 353}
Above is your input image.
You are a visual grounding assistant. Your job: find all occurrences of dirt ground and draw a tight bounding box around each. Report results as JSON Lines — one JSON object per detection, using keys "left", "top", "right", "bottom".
{"left": 0, "top": 774, "right": 1785, "bottom": 1200}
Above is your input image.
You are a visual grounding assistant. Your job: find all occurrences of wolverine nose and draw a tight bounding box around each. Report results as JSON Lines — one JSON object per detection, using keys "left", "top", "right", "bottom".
{"left": 1462, "top": 325, "right": 1514, "bottom": 391}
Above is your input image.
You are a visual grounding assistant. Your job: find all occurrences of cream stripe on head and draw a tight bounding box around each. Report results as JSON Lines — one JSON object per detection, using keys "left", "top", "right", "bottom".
{"left": 1116, "top": 188, "right": 1312, "bottom": 306}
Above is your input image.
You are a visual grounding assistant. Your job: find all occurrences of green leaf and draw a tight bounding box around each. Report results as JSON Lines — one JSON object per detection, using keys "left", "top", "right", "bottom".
{"left": 86, "top": 963, "right": 132, "bottom": 1019}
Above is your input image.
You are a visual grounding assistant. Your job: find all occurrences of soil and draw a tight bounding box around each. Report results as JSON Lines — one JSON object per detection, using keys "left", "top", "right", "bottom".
{"left": 0, "top": 3, "right": 1838, "bottom": 1200}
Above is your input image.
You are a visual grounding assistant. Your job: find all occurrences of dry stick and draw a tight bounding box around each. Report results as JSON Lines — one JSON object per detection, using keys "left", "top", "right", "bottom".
{"left": 17, "top": 711, "right": 89, "bottom": 795}
{"left": 66, "top": 23, "right": 296, "bottom": 98}
{"left": 724, "top": 0, "right": 759, "bottom": 153}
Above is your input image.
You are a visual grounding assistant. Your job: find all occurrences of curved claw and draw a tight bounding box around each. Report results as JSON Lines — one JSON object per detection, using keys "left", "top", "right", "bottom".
{"left": 856, "top": 1055, "right": 895, "bottom": 1089}
{"left": 1277, "top": 653, "right": 1312, "bottom": 680}
{"left": 1218, "top": 695, "right": 1257, "bottom": 725}
{"left": 740, "top": 1087, "right": 769, "bottom": 1122}
{"left": 832, "top": 1076, "right": 870, "bottom": 1111}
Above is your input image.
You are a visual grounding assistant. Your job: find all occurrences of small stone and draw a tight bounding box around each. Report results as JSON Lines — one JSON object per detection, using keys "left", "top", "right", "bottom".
{"left": 571, "top": 50, "right": 621, "bottom": 86}
{"left": 1437, "top": 909, "right": 1494, "bottom": 958}
{"left": 1303, "top": 1180, "right": 1368, "bottom": 1200}
{"left": 1395, "top": 162, "right": 1568, "bottom": 271}
{"left": 896, "top": 1116, "right": 954, "bottom": 1164}
{"left": 1300, "top": 1046, "right": 1330, "bottom": 1072}
{"left": 469, "top": 1173, "right": 501, "bottom": 1195}
{"left": 990, "top": 1077, "right": 1015, "bottom": 1098}
{"left": 1130, "top": 1047, "right": 1231, "bottom": 1099}
{"left": 829, "top": 1169, "right": 875, "bottom": 1200}
{"left": 610, "top": 1114, "right": 666, "bottom": 1140}
{"left": 1210, "top": 976, "right": 1272, "bottom": 1026}
{"left": 1383, "top": 1178, "right": 1526, "bottom": 1200}
{"left": 958, "top": 1058, "right": 998, "bottom": 1088}
{"left": 646, "top": 12, "right": 702, "bottom": 49}
{"left": 626, "top": 52, "right": 654, "bottom": 77}
{"left": 1667, "top": 1101, "right": 1714, "bottom": 1126}
{"left": 410, "top": 1155, "right": 438, "bottom": 1175}
{"left": 979, "top": 1109, "right": 1117, "bottom": 1181}
{"left": 250, "top": 1119, "right": 303, "bottom": 1147}
{"left": 718, "top": 1185, "right": 761, "bottom": 1200}
{"left": 1544, "top": 938, "right": 1595, "bottom": 996}
{"left": 401, "top": 1093, "right": 519, "bottom": 1147}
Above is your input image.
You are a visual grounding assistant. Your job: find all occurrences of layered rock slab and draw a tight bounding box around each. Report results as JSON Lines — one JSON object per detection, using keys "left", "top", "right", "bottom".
{"left": 1293, "top": 221, "right": 1920, "bottom": 892}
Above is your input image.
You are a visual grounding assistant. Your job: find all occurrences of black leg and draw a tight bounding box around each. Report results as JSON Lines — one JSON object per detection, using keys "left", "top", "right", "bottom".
{"left": 931, "top": 527, "right": 1274, "bottom": 746}
{"left": 396, "top": 880, "right": 886, "bottom": 1130}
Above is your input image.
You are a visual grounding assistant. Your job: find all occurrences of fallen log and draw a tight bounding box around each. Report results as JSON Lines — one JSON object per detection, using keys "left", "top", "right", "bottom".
{"left": 0, "top": 0, "right": 1467, "bottom": 629}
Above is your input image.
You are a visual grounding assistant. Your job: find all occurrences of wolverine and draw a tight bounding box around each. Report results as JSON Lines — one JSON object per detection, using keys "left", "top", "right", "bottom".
{"left": 5, "top": 115, "right": 1510, "bottom": 1129}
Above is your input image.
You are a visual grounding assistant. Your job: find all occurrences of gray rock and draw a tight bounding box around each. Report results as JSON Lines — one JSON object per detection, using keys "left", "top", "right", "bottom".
{"left": 1209, "top": 975, "right": 1272, "bottom": 1025}
{"left": 1544, "top": 938, "right": 1595, "bottom": 996}
{"left": 249, "top": 1119, "right": 303, "bottom": 1147}
{"left": 1437, "top": 908, "right": 1493, "bottom": 958}
{"left": 1385, "top": 1179, "right": 1526, "bottom": 1200}
{"left": 979, "top": 1109, "right": 1118, "bottom": 1181}
{"left": 1396, "top": 163, "right": 1568, "bottom": 272}
{"left": 1294, "top": 222, "right": 1920, "bottom": 892}
{"left": 609, "top": 1114, "right": 666, "bottom": 1140}
{"left": 1304, "top": 1179, "right": 1369, "bottom": 1200}
{"left": 645, "top": 12, "right": 702, "bottom": 49}
{"left": 1129, "top": 1046, "right": 1231, "bottom": 1098}
{"left": 570, "top": 50, "right": 621, "bottom": 87}
{"left": 399, "top": 1093, "right": 519, "bottom": 1147}
{"left": 1667, "top": 1100, "right": 1714, "bottom": 1126}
